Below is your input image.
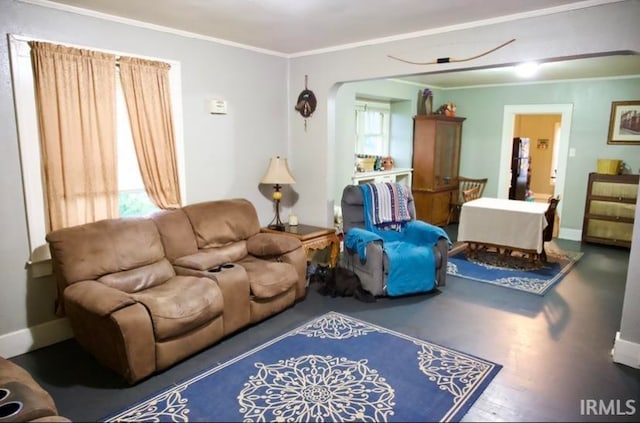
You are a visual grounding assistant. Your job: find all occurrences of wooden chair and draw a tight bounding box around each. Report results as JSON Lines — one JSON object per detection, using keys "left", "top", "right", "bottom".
{"left": 540, "top": 195, "right": 560, "bottom": 262}
{"left": 448, "top": 177, "right": 488, "bottom": 224}
{"left": 462, "top": 186, "right": 481, "bottom": 202}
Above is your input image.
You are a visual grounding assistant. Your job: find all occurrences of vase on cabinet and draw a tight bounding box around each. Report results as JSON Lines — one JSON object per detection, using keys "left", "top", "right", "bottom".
{"left": 424, "top": 96, "right": 433, "bottom": 115}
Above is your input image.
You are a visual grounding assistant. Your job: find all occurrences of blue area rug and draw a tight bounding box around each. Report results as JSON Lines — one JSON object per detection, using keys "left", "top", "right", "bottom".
{"left": 447, "top": 243, "right": 583, "bottom": 295}
{"left": 103, "top": 312, "right": 501, "bottom": 422}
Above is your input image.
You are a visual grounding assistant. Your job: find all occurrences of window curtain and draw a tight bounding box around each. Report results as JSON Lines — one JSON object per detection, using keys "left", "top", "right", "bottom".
{"left": 118, "top": 57, "right": 182, "bottom": 209}
{"left": 29, "top": 41, "right": 118, "bottom": 231}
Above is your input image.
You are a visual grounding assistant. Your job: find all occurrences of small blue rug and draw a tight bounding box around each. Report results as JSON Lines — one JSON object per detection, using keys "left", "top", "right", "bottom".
{"left": 447, "top": 243, "right": 583, "bottom": 295}
{"left": 103, "top": 312, "right": 501, "bottom": 422}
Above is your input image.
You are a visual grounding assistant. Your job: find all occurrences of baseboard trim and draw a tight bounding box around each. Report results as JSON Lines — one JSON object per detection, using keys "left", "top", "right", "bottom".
{"left": 559, "top": 227, "right": 581, "bottom": 241}
{"left": 0, "top": 318, "right": 73, "bottom": 358}
{"left": 612, "top": 331, "right": 640, "bottom": 369}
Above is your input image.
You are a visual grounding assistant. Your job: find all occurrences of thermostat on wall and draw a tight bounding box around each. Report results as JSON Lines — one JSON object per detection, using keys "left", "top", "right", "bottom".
{"left": 209, "top": 99, "right": 227, "bottom": 114}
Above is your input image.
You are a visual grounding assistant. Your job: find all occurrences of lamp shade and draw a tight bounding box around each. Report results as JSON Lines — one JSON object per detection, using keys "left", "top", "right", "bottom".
{"left": 260, "top": 156, "right": 296, "bottom": 185}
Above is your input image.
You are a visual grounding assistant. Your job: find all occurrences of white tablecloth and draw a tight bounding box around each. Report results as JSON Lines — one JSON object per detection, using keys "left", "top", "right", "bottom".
{"left": 458, "top": 197, "right": 549, "bottom": 253}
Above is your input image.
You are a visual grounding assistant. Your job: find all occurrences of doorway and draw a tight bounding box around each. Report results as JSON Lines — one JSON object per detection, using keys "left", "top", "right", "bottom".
{"left": 512, "top": 114, "right": 562, "bottom": 202}
{"left": 498, "top": 104, "right": 574, "bottom": 239}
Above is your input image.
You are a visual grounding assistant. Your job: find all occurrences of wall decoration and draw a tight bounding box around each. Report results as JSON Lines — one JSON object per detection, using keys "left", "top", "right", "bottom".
{"left": 537, "top": 139, "right": 549, "bottom": 149}
{"left": 387, "top": 38, "right": 515, "bottom": 65}
{"left": 607, "top": 101, "right": 640, "bottom": 145}
{"left": 294, "top": 75, "right": 317, "bottom": 131}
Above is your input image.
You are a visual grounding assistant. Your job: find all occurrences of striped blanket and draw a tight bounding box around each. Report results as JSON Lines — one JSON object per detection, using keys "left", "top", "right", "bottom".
{"left": 361, "top": 182, "right": 411, "bottom": 231}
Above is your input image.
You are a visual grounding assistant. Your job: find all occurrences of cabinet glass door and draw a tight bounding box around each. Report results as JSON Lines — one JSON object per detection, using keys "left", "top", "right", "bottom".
{"left": 434, "top": 121, "right": 460, "bottom": 189}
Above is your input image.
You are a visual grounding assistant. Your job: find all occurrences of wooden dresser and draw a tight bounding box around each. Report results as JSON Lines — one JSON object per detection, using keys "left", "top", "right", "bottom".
{"left": 582, "top": 172, "right": 639, "bottom": 248}
{"left": 411, "top": 115, "right": 465, "bottom": 226}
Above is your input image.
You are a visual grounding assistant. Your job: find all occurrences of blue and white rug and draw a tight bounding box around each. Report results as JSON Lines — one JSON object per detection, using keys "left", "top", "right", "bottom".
{"left": 447, "top": 243, "right": 583, "bottom": 295}
{"left": 103, "top": 312, "right": 501, "bottom": 422}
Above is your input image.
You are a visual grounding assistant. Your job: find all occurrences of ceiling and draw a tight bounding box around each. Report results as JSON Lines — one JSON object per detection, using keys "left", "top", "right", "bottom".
{"left": 43, "top": 0, "right": 610, "bottom": 55}
{"left": 38, "top": 0, "right": 640, "bottom": 86}
{"left": 394, "top": 54, "right": 640, "bottom": 88}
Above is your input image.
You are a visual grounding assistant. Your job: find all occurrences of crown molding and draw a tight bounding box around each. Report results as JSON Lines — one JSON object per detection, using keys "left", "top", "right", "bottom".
{"left": 17, "top": 0, "right": 288, "bottom": 57}
{"left": 18, "top": 0, "right": 625, "bottom": 58}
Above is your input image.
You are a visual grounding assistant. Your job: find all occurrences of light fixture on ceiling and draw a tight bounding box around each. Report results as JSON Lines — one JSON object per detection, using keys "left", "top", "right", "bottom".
{"left": 515, "top": 62, "right": 540, "bottom": 78}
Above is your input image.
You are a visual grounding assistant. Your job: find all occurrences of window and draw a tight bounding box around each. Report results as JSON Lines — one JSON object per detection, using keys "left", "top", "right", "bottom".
{"left": 9, "top": 34, "right": 185, "bottom": 267}
{"left": 355, "top": 100, "right": 391, "bottom": 156}
{"left": 115, "top": 72, "right": 159, "bottom": 217}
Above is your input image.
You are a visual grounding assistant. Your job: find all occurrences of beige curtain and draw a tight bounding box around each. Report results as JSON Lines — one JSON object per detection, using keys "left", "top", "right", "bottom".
{"left": 119, "top": 57, "right": 182, "bottom": 209}
{"left": 29, "top": 41, "right": 118, "bottom": 231}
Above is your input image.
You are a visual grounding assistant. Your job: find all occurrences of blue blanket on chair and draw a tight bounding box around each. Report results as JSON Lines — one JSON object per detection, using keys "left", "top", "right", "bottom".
{"left": 345, "top": 184, "right": 451, "bottom": 296}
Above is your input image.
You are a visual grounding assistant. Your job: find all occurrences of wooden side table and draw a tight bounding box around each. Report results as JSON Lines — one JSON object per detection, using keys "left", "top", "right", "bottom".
{"left": 261, "top": 224, "right": 340, "bottom": 267}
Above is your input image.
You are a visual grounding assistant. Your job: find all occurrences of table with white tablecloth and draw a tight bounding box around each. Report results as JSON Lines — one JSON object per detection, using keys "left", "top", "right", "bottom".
{"left": 458, "top": 197, "right": 549, "bottom": 253}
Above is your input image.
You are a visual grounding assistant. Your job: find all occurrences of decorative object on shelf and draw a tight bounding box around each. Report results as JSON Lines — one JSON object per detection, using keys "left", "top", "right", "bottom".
{"left": 294, "top": 75, "right": 317, "bottom": 131}
{"left": 435, "top": 102, "right": 456, "bottom": 117}
{"left": 381, "top": 156, "right": 394, "bottom": 170}
{"left": 288, "top": 213, "right": 299, "bottom": 226}
{"left": 261, "top": 156, "right": 296, "bottom": 230}
{"left": 355, "top": 154, "right": 376, "bottom": 172}
{"left": 387, "top": 38, "right": 516, "bottom": 65}
{"left": 607, "top": 100, "right": 640, "bottom": 145}
{"left": 420, "top": 88, "right": 433, "bottom": 115}
{"left": 596, "top": 158, "right": 623, "bottom": 175}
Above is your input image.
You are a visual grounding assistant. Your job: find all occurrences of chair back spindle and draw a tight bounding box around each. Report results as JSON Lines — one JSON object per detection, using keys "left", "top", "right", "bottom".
{"left": 448, "top": 176, "right": 488, "bottom": 224}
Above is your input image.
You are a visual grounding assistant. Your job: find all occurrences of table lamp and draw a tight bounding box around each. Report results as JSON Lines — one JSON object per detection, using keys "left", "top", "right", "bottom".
{"left": 261, "top": 156, "right": 296, "bottom": 230}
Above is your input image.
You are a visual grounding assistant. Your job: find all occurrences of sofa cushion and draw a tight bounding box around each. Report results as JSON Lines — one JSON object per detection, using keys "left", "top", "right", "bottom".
{"left": 98, "top": 259, "right": 175, "bottom": 293}
{"left": 173, "top": 241, "right": 248, "bottom": 270}
{"left": 130, "top": 276, "right": 223, "bottom": 341}
{"left": 150, "top": 208, "right": 199, "bottom": 262}
{"left": 182, "top": 199, "right": 260, "bottom": 249}
{"left": 46, "top": 217, "right": 165, "bottom": 285}
{"left": 237, "top": 256, "right": 297, "bottom": 299}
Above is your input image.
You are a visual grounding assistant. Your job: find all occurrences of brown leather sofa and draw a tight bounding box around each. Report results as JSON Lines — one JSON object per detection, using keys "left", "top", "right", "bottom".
{"left": 0, "top": 356, "right": 70, "bottom": 422}
{"left": 46, "top": 198, "right": 307, "bottom": 384}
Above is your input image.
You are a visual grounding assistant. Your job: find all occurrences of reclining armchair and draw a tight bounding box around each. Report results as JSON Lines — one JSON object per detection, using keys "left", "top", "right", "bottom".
{"left": 341, "top": 184, "right": 450, "bottom": 297}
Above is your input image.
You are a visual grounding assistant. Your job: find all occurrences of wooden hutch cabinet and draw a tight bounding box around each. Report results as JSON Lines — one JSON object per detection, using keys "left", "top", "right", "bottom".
{"left": 411, "top": 115, "right": 465, "bottom": 226}
{"left": 582, "top": 172, "right": 639, "bottom": 248}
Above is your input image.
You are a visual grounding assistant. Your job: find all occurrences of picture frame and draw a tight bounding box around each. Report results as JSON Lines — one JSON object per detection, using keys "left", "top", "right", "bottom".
{"left": 607, "top": 100, "right": 640, "bottom": 145}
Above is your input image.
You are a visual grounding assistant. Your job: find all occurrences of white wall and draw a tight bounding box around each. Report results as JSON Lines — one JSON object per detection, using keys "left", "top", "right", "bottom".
{"left": 0, "top": 0, "right": 288, "bottom": 351}
{"left": 613, "top": 180, "right": 640, "bottom": 368}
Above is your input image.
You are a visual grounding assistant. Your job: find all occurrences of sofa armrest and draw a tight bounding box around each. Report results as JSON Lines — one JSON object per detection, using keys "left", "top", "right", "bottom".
{"left": 434, "top": 238, "right": 449, "bottom": 287}
{"left": 276, "top": 247, "right": 308, "bottom": 300}
{"left": 64, "top": 281, "right": 135, "bottom": 317}
{"left": 63, "top": 281, "right": 156, "bottom": 383}
{"left": 173, "top": 251, "right": 218, "bottom": 271}
{"left": 0, "top": 358, "right": 66, "bottom": 421}
{"left": 246, "top": 233, "right": 302, "bottom": 257}
{"left": 344, "top": 240, "right": 387, "bottom": 297}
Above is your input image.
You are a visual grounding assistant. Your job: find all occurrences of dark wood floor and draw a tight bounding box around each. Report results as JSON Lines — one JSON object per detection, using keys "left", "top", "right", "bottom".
{"left": 10, "top": 227, "right": 640, "bottom": 422}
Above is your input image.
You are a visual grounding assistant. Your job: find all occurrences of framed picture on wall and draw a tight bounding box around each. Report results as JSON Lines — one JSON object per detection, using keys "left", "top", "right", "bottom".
{"left": 607, "top": 100, "right": 640, "bottom": 145}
